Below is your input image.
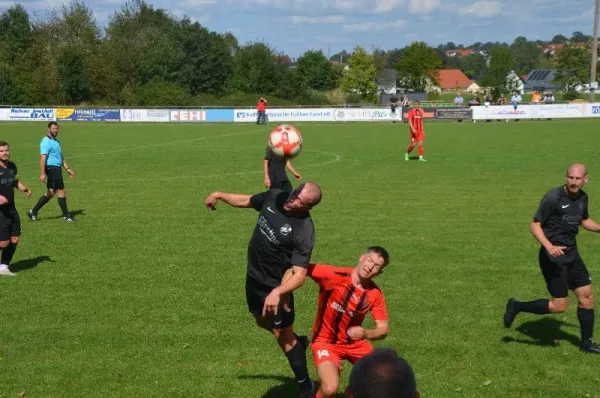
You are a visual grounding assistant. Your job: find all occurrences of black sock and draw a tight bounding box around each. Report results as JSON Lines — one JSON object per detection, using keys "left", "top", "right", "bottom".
{"left": 577, "top": 307, "right": 594, "bottom": 342}
{"left": 58, "top": 197, "right": 69, "bottom": 217}
{"left": 284, "top": 339, "right": 310, "bottom": 384}
{"left": 32, "top": 195, "right": 50, "bottom": 213}
{"left": 1, "top": 243, "right": 17, "bottom": 265}
{"left": 515, "top": 299, "right": 550, "bottom": 314}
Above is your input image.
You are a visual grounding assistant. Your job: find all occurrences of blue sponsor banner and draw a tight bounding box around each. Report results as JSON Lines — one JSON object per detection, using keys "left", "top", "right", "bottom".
{"left": 56, "top": 108, "right": 120, "bottom": 121}
{"left": 206, "top": 109, "right": 234, "bottom": 122}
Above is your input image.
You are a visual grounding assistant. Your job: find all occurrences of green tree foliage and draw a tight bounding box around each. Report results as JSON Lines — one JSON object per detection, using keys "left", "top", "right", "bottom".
{"left": 461, "top": 53, "right": 487, "bottom": 80}
{"left": 295, "top": 50, "right": 336, "bottom": 91}
{"left": 553, "top": 43, "right": 594, "bottom": 94}
{"left": 340, "top": 46, "right": 377, "bottom": 103}
{"left": 510, "top": 36, "right": 542, "bottom": 76}
{"left": 395, "top": 41, "right": 442, "bottom": 92}
{"left": 480, "top": 45, "right": 516, "bottom": 97}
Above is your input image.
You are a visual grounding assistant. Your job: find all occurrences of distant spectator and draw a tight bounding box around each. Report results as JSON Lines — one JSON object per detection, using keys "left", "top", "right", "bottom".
{"left": 257, "top": 97, "right": 267, "bottom": 125}
{"left": 389, "top": 95, "right": 399, "bottom": 123}
{"left": 468, "top": 96, "right": 480, "bottom": 106}
{"left": 531, "top": 90, "right": 542, "bottom": 103}
{"left": 453, "top": 93, "right": 464, "bottom": 106}
{"left": 345, "top": 348, "right": 419, "bottom": 398}
{"left": 401, "top": 95, "right": 409, "bottom": 107}
{"left": 484, "top": 92, "right": 494, "bottom": 106}
{"left": 544, "top": 92, "right": 555, "bottom": 104}
{"left": 510, "top": 92, "right": 522, "bottom": 107}
{"left": 497, "top": 94, "right": 507, "bottom": 105}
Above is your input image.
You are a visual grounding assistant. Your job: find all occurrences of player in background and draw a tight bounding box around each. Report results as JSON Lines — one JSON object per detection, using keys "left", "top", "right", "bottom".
{"left": 263, "top": 145, "right": 302, "bottom": 192}
{"left": 389, "top": 95, "right": 399, "bottom": 123}
{"left": 404, "top": 100, "right": 426, "bottom": 162}
{"left": 0, "top": 141, "right": 32, "bottom": 276}
{"left": 504, "top": 164, "right": 600, "bottom": 353}
{"left": 283, "top": 246, "right": 390, "bottom": 398}
{"left": 27, "top": 122, "right": 76, "bottom": 222}
{"left": 205, "top": 182, "right": 323, "bottom": 397}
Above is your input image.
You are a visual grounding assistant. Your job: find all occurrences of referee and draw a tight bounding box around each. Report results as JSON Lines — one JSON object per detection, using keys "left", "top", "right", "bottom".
{"left": 504, "top": 163, "right": 600, "bottom": 354}
{"left": 263, "top": 146, "right": 301, "bottom": 192}
{"left": 27, "top": 122, "right": 76, "bottom": 222}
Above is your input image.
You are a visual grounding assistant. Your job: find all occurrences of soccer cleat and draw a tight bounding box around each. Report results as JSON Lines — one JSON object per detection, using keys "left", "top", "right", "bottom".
{"left": 418, "top": 157, "right": 427, "bottom": 162}
{"left": 64, "top": 214, "right": 76, "bottom": 222}
{"left": 580, "top": 339, "right": 600, "bottom": 354}
{"left": 404, "top": 153, "right": 409, "bottom": 161}
{"left": 504, "top": 298, "right": 518, "bottom": 328}
{"left": 0, "top": 268, "right": 16, "bottom": 276}
{"left": 298, "top": 379, "right": 315, "bottom": 398}
{"left": 26, "top": 210, "right": 37, "bottom": 221}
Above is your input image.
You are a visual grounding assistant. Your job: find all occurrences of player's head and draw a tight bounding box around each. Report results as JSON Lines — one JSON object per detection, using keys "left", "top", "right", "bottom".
{"left": 356, "top": 246, "right": 389, "bottom": 281}
{"left": 345, "top": 347, "right": 419, "bottom": 398}
{"left": 48, "top": 121, "right": 59, "bottom": 137}
{"left": 414, "top": 100, "right": 421, "bottom": 108}
{"left": 0, "top": 141, "right": 10, "bottom": 162}
{"left": 284, "top": 182, "right": 322, "bottom": 213}
{"left": 565, "top": 163, "right": 588, "bottom": 194}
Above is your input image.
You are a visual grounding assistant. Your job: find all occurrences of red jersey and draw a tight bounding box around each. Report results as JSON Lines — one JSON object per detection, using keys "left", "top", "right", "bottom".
{"left": 407, "top": 108, "right": 424, "bottom": 132}
{"left": 257, "top": 101, "right": 266, "bottom": 112}
{"left": 308, "top": 264, "right": 388, "bottom": 345}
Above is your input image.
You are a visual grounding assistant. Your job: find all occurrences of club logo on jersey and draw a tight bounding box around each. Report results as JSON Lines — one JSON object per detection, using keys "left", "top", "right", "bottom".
{"left": 280, "top": 224, "right": 292, "bottom": 236}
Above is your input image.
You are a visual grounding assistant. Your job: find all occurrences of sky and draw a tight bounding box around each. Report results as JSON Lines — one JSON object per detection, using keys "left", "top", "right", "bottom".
{"left": 1, "top": 0, "right": 595, "bottom": 58}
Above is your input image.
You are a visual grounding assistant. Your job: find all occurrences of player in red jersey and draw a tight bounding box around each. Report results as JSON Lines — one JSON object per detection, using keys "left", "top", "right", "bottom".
{"left": 405, "top": 100, "right": 426, "bottom": 162}
{"left": 285, "top": 246, "right": 390, "bottom": 398}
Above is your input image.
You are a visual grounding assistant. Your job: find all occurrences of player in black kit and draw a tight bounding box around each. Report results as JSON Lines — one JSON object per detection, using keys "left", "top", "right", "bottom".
{"left": 0, "top": 141, "right": 32, "bottom": 276}
{"left": 389, "top": 95, "right": 399, "bottom": 123}
{"left": 263, "top": 146, "right": 302, "bottom": 192}
{"left": 205, "top": 182, "right": 322, "bottom": 397}
{"left": 504, "top": 163, "right": 600, "bottom": 353}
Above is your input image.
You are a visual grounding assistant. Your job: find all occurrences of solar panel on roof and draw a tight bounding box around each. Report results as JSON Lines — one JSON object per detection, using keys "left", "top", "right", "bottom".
{"left": 540, "top": 71, "right": 551, "bottom": 80}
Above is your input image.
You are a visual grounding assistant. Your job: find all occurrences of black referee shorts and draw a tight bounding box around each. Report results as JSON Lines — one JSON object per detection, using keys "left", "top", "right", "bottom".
{"left": 538, "top": 247, "right": 591, "bottom": 298}
{"left": 269, "top": 180, "right": 293, "bottom": 193}
{"left": 46, "top": 166, "right": 65, "bottom": 190}
{"left": 246, "top": 274, "right": 295, "bottom": 329}
{"left": 0, "top": 205, "right": 21, "bottom": 241}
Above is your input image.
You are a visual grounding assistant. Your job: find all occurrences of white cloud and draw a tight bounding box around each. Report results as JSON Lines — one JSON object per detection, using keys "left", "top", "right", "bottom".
{"left": 171, "top": 9, "right": 210, "bottom": 24}
{"left": 291, "top": 15, "right": 345, "bottom": 24}
{"left": 459, "top": 0, "right": 501, "bottom": 17}
{"left": 226, "top": 0, "right": 404, "bottom": 13}
{"left": 543, "top": 8, "right": 594, "bottom": 23}
{"left": 344, "top": 18, "right": 405, "bottom": 32}
{"left": 409, "top": 0, "right": 441, "bottom": 14}
{"left": 179, "top": 0, "right": 218, "bottom": 6}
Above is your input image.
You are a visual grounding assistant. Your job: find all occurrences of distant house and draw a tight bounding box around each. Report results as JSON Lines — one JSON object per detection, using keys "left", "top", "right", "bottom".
{"left": 523, "top": 69, "right": 557, "bottom": 93}
{"left": 435, "top": 69, "right": 473, "bottom": 91}
{"left": 506, "top": 70, "right": 525, "bottom": 94}
{"left": 445, "top": 49, "right": 487, "bottom": 58}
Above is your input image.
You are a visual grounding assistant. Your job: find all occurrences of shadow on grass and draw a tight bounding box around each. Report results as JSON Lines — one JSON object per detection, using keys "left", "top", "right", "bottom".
{"left": 45, "top": 209, "right": 85, "bottom": 220}
{"left": 238, "top": 374, "right": 345, "bottom": 398}
{"left": 502, "top": 317, "right": 580, "bottom": 348}
{"left": 9, "top": 255, "right": 54, "bottom": 273}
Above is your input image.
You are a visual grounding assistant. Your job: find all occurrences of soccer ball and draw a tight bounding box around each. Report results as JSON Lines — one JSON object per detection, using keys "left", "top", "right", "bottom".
{"left": 268, "top": 124, "right": 303, "bottom": 159}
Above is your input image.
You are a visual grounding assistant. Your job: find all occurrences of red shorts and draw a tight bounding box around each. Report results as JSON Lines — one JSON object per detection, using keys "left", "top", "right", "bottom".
{"left": 411, "top": 130, "right": 424, "bottom": 142}
{"left": 311, "top": 340, "right": 374, "bottom": 369}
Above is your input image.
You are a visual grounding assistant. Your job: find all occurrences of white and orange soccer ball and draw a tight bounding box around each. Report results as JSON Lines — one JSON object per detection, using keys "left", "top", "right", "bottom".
{"left": 268, "top": 124, "right": 303, "bottom": 159}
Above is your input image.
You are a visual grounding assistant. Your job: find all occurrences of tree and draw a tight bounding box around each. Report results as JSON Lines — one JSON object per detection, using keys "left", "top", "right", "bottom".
{"left": 339, "top": 46, "right": 377, "bottom": 103}
{"left": 371, "top": 48, "right": 388, "bottom": 80}
{"left": 461, "top": 53, "right": 487, "bottom": 80}
{"left": 230, "top": 42, "right": 287, "bottom": 95}
{"left": 395, "top": 41, "right": 442, "bottom": 92}
{"left": 0, "top": 4, "right": 31, "bottom": 65}
{"left": 480, "top": 45, "right": 515, "bottom": 97}
{"left": 295, "top": 50, "right": 336, "bottom": 91}
{"left": 330, "top": 50, "right": 350, "bottom": 63}
{"left": 510, "top": 36, "right": 542, "bottom": 76}
{"left": 551, "top": 34, "right": 568, "bottom": 44}
{"left": 571, "top": 31, "right": 592, "bottom": 43}
{"left": 554, "top": 42, "right": 593, "bottom": 94}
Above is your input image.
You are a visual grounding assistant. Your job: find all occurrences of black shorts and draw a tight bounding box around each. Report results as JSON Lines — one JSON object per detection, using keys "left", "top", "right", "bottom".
{"left": 0, "top": 205, "right": 21, "bottom": 241}
{"left": 46, "top": 166, "right": 64, "bottom": 190}
{"left": 246, "top": 274, "right": 295, "bottom": 329}
{"left": 538, "top": 247, "right": 591, "bottom": 298}
{"left": 269, "top": 180, "right": 293, "bottom": 193}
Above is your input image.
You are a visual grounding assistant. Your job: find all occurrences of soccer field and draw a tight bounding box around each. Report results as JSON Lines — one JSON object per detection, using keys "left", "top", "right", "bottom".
{"left": 1, "top": 119, "right": 600, "bottom": 397}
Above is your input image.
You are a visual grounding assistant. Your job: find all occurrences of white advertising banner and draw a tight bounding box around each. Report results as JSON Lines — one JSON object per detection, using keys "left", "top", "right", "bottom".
{"left": 332, "top": 107, "right": 397, "bottom": 122}
{"left": 233, "top": 108, "right": 334, "bottom": 122}
{"left": 120, "top": 109, "right": 170, "bottom": 122}
{"left": 169, "top": 109, "right": 206, "bottom": 122}
{"left": 583, "top": 103, "right": 600, "bottom": 117}
{"left": 472, "top": 104, "right": 585, "bottom": 120}
{"left": 8, "top": 108, "right": 56, "bottom": 121}
{"left": 0, "top": 108, "right": 10, "bottom": 121}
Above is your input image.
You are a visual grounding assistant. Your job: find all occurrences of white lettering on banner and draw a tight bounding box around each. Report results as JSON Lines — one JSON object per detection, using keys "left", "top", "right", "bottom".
{"left": 234, "top": 108, "right": 334, "bottom": 122}
{"left": 170, "top": 110, "right": 206, "bottom": 122}
{"left": 9, "top": 108, "right": 56, "bottom": 121}
{"left": 472, "top": 104, "right": 585, "bottom": 120}
{"left": 120, "top": 109, "right": 170, "bottom": 122}
{"left": 332, "top": 108, "right": 396, "bottom": 122}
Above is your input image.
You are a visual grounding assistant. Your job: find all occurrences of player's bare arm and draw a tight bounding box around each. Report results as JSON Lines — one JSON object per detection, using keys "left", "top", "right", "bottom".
{"left": 529, "top": 220, "right": 565, "bottom": 257}
{"left": 263, "top": 159, "right": 271, "bottom": 188}
{"left": 581, "top": 218, "right": 600, "bottom": 232}
{"left": 39, "top": 154, "right": 47, "bottom": 182}
{"left": 348, "top": 319, "right": 389, "bottom": 341}
{"left": 62, "top": 159, "right": 75, "bottom": 177}
{"left": 205, "top": 192, "right": 252, "bottom": 210}
{"left": 15, "top": 180, "right": 31, "bottom": 197}
{"left": 285, "top": 160, "right": 301, "bottom": 180}
{"left": 0, "top": 195, "right": 7, "bottom": 205}
{"left": 262, "top": 266, "right": 307, "bottom": 316}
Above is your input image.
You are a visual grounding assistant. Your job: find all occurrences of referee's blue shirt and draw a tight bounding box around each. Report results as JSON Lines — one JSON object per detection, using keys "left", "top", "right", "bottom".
{"left": 40, "top": 136, "right": 63, "bottom": 167}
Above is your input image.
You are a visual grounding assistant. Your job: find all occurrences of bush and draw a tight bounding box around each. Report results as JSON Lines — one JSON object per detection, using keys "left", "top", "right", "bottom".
{"left": 129, "top": 78, "right": 192, "bottom": 106}
{"left": 324, "top": 88, "right": 347, "bottom": 105}
{"left": 563, "top": 90, "right": 580, "bottom": 101}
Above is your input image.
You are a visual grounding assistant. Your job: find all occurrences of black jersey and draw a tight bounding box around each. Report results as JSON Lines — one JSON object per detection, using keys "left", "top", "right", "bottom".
{"left": 0, "top": 162, "right": 18, "bottom": 205}
{"left": 247, "top": 189, "right": 315, "bottom": 287}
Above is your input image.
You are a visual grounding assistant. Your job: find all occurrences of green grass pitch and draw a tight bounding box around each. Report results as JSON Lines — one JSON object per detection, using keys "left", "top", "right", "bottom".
{"left": 1, "top": 119, "right": 600, "bottom": 397}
